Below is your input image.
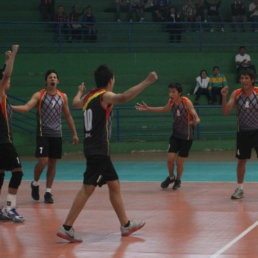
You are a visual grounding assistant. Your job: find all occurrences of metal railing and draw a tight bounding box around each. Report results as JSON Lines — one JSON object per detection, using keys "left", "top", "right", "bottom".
{"left": 1, "top": 21, "right": 258, "bottom": 52}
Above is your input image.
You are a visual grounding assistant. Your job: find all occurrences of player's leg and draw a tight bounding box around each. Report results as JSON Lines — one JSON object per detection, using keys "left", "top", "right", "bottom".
{"left": 44, "top": 158, "right": 57, "bottom": 204}
{"left": 0, "top": 169, "right": 8, "bottom": 220}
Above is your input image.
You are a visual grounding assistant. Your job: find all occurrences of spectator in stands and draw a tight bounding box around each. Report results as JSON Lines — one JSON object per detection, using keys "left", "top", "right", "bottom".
{"left": 116, "top": 0, "right": 131, "bottom": 22}
{"left": 54, "top": 5, "right": 69, "bottom": 41}
{"left": 231, "top": 0, "right": 247, "bottom": 32}
{"left": 195, "top": 0, "right": 207, "bottom": 22}
{"left": 129, "top": 0, "right": 145, "bottom": 22}
{"left": 69, "top": 5, "right": 84, "bottom": 41}
{"left": 208, "top": 66, "right": 228, "bottom": 104}
{"left": 182, "top": 0, "right": 196, "bottom": 31}
{"left": 235, "top": 46, "right": 256, "bottom": 81}
{"left": 193, "top": 69, "right": 211, "bottom": 105}
{"left": 82, "top": 6, "right": 97, "bottom": 42}
{"left": 166, "top": 6, "right": 183, "bottom": 43}
{"left": 204, "top": 0, "right": 224, "bottom": 32}
{"left": 153, "top": 0, "right": 171, "bottom": 22}
{"left": 39, "top": 0, "right": 55, "bottom": 21}
{"left": 249, "top": 0, "right": 258, "bottom": 32}
{"left": 144, "top": 0, "right": 155, "bottom": 13}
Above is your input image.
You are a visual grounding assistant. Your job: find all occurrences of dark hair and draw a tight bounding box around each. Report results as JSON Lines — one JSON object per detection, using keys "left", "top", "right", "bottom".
{"left": 239, "top": 69, "right": 256, "bottom": 84}
{"left": 213, "top": 66, "right": 219, "bottom": 71}
{"left": 168, "top": 82, "right": 183, "bottom": 94}
{"left": 200, "top": 69, "right": 208, "bottom": 77}
{"left": 239, "top": 46, "right": 245, "bottom": 50}
{"left": 94, "top": 65, "right": 114, "bottom": 88}
{"left": 45, "top": 70, "right": 59, "bottom": 81}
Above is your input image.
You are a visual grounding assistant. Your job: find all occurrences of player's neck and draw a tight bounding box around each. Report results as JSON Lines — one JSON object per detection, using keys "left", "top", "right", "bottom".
{"left": 46, "top": 87, "right": 57, "bottom": 95}
{"left": 242, "top": 86, "right": 254, "bottom": 96}
{"left": 174, "top": 97, "right": 182, "bottom": 105}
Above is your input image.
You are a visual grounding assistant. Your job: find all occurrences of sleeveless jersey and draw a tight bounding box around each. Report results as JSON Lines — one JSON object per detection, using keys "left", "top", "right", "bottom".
{"left": 0, "top": 94, "right": 13, "bottom": 144}
{"left": 169, "top": 97, "right": 194, "bottom": 140}
{"left": 83, "top": 88, "right": 113, "bottom": 156}
{"left": 37, "top": 89, "right": 65, "bottom": 137}
{"left": 235, "top": 87, "right": 258, "bottom": 132}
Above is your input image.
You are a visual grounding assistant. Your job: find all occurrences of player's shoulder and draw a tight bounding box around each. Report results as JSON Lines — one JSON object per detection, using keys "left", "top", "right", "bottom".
{"left": 253, "top": 86, "right": 258, "bottom": 94}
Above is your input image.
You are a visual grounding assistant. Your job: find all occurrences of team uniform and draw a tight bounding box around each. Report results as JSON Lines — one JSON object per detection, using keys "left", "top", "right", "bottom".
{"left": 0, "top": 94, "right": 21, "bottom": 170}
{"left": 235, "top": 87, "right": 258, "bottom": 159}
{"left": 35, "top": 89, "right": 65, "bottom": 159}
{"left": 168, "top": 97, "right": 194, "bottom": 157}
{"left": 82, "top": 88, "right": 118, "bottom": 187}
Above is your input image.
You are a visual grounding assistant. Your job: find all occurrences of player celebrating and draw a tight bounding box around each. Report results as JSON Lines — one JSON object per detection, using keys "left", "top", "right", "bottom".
{"left": 136, "top": 82, "right": 200, "bottom": 190}
{"left": 12, "top": 70, "right": 79, "bottom": 203}
{"left": 0, "top": 45, "right": 24, "bottom": 223}
{"left": 221, "top": 69, "right": 258, "bottom": 199}
{"left": 57, "top": 65, "right": 158, "bottom": 242}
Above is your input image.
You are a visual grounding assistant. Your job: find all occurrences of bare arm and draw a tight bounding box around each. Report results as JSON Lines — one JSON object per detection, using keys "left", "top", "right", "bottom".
{"left": 102, "top": 72, "right": 158, "bottom": 106}
{"left": 136, "top": 100, "right": 171, "bottom": 113}
{"left": 12, "top": 92, "right": 40, "bottom": 112}
{"left": 63, "top": 94, "right": 79, "bottom": 146}
{"left": 221, "top": 87, "right": 236, "bottom": 115}
{"left": 187, "top": 100, "right": 200, "bottom": 125}
{"left": 72, "top": 82, "right": 86, "bottom": 109}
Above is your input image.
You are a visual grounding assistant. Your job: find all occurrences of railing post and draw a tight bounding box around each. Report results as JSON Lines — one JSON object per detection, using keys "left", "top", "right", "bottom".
{"left": 196, "top": 107, "right": 200, "bottom": 140}
{"left": 58, "top": 23, "right": 62, "bottom": 53}
{"left": 128, "top": 22, "right": 132, "bottom": 53}
{"left": 116, "top": 108, "right": 120, "bottom": 142}
{"left": 199, "top": 22, "right": 203, "bottom": 52}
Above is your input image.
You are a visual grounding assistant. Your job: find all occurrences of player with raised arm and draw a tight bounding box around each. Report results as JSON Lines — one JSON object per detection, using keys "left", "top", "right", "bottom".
{"left": 136, "top": 82, "right": 200, "bottom": 190}
{"left": 57, "top": 65, "right": 157, "bottom": 242}
{"left": 12, "top": 70, "right": 79, "bottom": 203}
{"left": 221, "top": 69, "right": 258, "bottom": 199}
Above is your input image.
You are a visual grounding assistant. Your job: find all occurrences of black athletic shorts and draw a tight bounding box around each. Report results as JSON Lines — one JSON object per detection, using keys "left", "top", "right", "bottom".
{"left": 168, "top": 135, "right": 193, "bottom": 157}
{"left": 236, "top": 130, "right": 258, "bottom": 159}
{"left": 35, "top": 136, "right": 62, "bottom": 159}
{"left": 83, "top": 155, "right": 119, "bottom": 187}
{"left": 0, "top": 143, "right": 22, "bottom": 171}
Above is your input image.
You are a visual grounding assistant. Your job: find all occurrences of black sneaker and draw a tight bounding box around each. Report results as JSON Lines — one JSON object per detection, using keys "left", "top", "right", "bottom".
{"left": 31, "top": 181, "right": 39, "bottom": 201}
{"left": 44, "top": 192, "right": 54, "bottom": 204}
{"left": 161, "top": 176, "right": 175, "bottom": 189}
{"left": 172, "top": 179, "right": 181, "bottom": 190}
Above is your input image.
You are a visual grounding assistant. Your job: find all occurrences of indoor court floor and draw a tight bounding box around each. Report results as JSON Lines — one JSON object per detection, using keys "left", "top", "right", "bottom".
{"left": 1, "top": 151, "right": 258, "bottom": 257}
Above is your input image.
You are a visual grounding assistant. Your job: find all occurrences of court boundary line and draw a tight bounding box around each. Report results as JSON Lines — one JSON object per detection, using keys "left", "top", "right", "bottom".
{"left": 211, "top": 220, "right": 258, "bottom": 258}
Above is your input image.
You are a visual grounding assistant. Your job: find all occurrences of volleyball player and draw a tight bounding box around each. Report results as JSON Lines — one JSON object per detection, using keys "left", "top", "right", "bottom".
{"left": 0, "top": 45, "right": 24, "bottom": 222}
{"left": 221, "top": 69, "right": 258, "bottom": 199}
{"left": 12, "top": 70, "right": 79, "bottom": 203}
{"left": 136, "top": 82, "right": 200, "bottom": 190}
{"left": 57, "top": 65, "right": 157, "bottom": 242}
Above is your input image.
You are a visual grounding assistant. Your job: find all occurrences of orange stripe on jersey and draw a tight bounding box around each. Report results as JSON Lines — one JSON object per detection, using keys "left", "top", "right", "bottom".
{"left": 254, "top": 87, "right": 258, "bottom": 95}
{"left": 56, "top": 90, "right": 65, "bottom": 104}
{"left": 37, "top": 89, "right": 47, "bottom": 136}
{"left": 83, "top": 89, "right": 106, "bottom": 112}
{"left": 235, "top": 88, "right": 243, "bottom": 100}
{"left": 182, "top": 97, "right": 193, "bottom": 140}
{"left": 1, "top": 94, "right": 12, "bottom": 143}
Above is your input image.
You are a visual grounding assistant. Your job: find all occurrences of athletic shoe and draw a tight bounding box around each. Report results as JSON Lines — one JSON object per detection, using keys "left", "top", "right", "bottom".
{"left": 172, "top": 179, "right": 181, "bottom": 190}
{"left": 57, "top": 226, "right": 82, "bottom": 243}
{"left": 44, "top": 192, "right": 54, "bottom": 204}
{"left": 161, "top": 176, "right": 175, "bottom": 189}
{"left": 3, "top": 208, "right": 24, "bottom": 223}
{"left": 31, "top": 181, "right": 39, "bottom": 201}
{"left": 231, "top": 188, "right": 244, "bottom": 199}
{"left": 120, "top": 220, "right": 145, "bottom": 236}
{"left": 0, "top": 208, "right": 10, "bottom": 221}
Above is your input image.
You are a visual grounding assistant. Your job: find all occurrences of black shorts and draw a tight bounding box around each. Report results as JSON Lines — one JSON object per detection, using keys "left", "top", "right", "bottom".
{"left": 0, "top": 143, "right": 22, "bottom": 171}
{"left": 35, "top": 136, "right": 62, "bottom": 159}
{"left": 168, "top": 136, "right": 193, "bottom": 157}
{"left": 83, "top": 155, "right": 119, "bottom": 187}
{"left": 236, "top": 130, "right": 258, "bottom": 159}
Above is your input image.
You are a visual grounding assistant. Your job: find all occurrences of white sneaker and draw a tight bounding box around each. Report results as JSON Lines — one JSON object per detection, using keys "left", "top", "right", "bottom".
{"left": 120, "top": 220, "right": 145, "bottom": 236}
{"left": 57, "top": 226, "right": 82, "bottom": 243}
{"left": 3, "top": 208, "right": 24, "bottom": 223}
{"left": 221, "top": 27, "right": 225, "bottom": 32}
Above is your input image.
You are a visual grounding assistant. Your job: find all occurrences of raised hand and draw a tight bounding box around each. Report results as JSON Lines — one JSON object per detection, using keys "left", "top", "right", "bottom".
{"left": 145, "top": 72, "right": 158, "bottom": 85}
{"left": 5, "top": 50, "right": 12, "bottom": 60}
{"left": 11, "top": 45, "right": 19, "bottom": 55}
{"left": 78, "top": 82, "right": 86, "bottom": 94}
{"left": 136, "top": 101, "right": 149, "bottom": 111}
{"left": 221, "top": 86, "right": 229, "bottom": 97}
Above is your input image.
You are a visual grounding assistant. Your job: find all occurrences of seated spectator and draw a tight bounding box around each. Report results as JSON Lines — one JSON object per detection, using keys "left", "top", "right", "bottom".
{"left": 208, "top": 66, "right": 228, "bottom": 104}
{"left": 129, "top": 0, "right": 144, "bottom": 22}
{"left": 231, "top": 0, "right": 247, "bottom": 32}
{"left": 69, "top": 5, "right": 84, "bottom": 41}
{"left": 153, "top": 0, "right": 171, "bottom": 22}
{"left": 82, "top": 6, "right": 97, "bottom": 42}
{"left": 144, "top": 0, "right": 155, "bottom": 12}
{"left": 193, "top": 69, "right": 211, "bottom": 105}
{"left": 116, "top": 0, "right": 131, "bottom": 22}
{"left": 54, "top": 5, "right": 69, "bottom": 41}
{"left": 249, "top": 0, "right": 258, "bottom": 32}
{"left": 204, "top": 0, "right": 224, "bottom": 32}
{"left": 195, "top": 0, "right": 207, "bottom": 22}
{"left": 235, "top": 46, "right": 256, "bottom": 81}
{"left": 166, "top": 6, "right": 183, "bottom": 43}
{"left": 182, "top": 0, "right": 196, "bottom": 31}
{"left": 39, "top": 0, "right": 55, "bottom": 21}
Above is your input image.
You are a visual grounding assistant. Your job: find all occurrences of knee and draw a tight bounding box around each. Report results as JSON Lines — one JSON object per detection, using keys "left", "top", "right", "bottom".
{"left": 167, "top": 158, "right": 175, "bottom": 165}
{"left": 238, "top": 159, "right": 247, "bottom": 167}
{"left": 9, "top": 171, "right": 23, "bottom": 189}
{"left": 38, "top": 158, "right": 48, "bottom": 168}
{"left": 48, "top": 159, "right": 57, "bottom": 169}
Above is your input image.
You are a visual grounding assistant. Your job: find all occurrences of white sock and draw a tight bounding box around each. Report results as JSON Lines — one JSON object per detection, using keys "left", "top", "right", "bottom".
{"left": 33, "top": 181, "right": 39, "bottom": 186}
{"left": 46, "top": 188, "right": 51, "bottom": 193}
{"left": 6, "top": 194, "right": 16, "bottom": 211}
{"left": 238, "top": 184, "right": 243, "bottom": 190}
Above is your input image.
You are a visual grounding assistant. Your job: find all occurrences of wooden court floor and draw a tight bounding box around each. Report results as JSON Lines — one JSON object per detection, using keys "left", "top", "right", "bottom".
{"left": 1, "top": 181, "right": 258, "bottom": 257}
